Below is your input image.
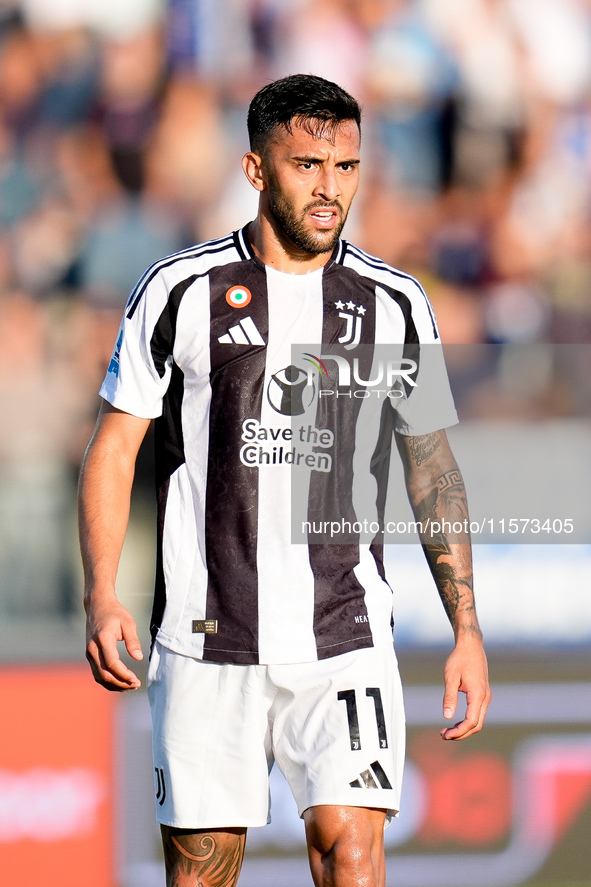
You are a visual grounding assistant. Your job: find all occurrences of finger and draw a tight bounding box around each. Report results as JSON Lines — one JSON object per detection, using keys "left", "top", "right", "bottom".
{"left": 441, "top": 716, "right": 476, "bottom": 740}
{"left": 121, "top": 620, "right": 143, "bottom": 661}
{"left": 473, "top": 685, "right": 492, "bottom": 732}
{"left": 86, "top": 644, "right": 136, "bottom": 691}
{"left": 87, "top": 643, "right": 140, "bottom": 690}
{"left": 88, "top": 636, "right": 141, "bottom": 690}
{"left": 100, "top": 645, "right": 141, "bottom": 687}
{"left": 467, "top": 683, "right": 492, "bottom": 733}
{"left": 441, "top": 712, "right": 479, "bottom": 740}
{"left": 441, "top": 692, "right": 488, "bottom": 740}
{"left": 442, "top": 683, "right": 458, "bottom": 721}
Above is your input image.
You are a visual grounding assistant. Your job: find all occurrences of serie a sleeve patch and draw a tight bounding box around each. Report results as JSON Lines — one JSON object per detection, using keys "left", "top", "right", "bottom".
{"left": 192, "top": 620, "right": 219, "bottom": 634}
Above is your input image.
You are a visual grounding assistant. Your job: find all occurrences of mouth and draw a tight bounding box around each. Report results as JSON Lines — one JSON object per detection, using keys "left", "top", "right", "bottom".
{"left": 308, "top": 207, "right": 339, "bottom": 229}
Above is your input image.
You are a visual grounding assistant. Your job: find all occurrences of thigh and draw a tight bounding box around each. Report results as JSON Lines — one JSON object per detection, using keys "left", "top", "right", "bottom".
{"left": 270, "top": 644, "right": 405, "bottom": 821}
{"left": 148, "top": 642, "right": 273, "bottom": 828}
{"left": 161, "top": 825, "right": 246, "bottom": 887}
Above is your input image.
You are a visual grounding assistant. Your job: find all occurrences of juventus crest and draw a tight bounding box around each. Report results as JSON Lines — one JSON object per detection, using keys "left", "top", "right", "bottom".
{"left": 335, "top": 300, "right": 366, "bottom": 350}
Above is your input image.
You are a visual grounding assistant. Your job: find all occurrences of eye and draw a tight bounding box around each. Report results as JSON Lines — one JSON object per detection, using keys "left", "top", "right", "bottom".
{"left": 299, "top": 161, "right": 316, "bottom": 170}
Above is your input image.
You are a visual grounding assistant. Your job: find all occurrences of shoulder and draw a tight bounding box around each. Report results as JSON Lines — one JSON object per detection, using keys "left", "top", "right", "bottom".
{"left": 125, "top": 229, "right": 248, "bottom": 317}
{"left": 338, "top": 240, "right": 440, "bottom": 340}
{"left": 339, "top": 241, "right": 428, "bottom": 301}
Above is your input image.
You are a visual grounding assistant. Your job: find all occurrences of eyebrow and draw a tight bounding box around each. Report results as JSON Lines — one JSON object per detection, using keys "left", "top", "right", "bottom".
{"left": 291, "top": 155, "right": 360, "bottom": 164}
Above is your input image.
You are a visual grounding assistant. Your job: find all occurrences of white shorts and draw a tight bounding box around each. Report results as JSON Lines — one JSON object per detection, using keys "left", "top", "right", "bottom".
{"left": 147, "top": 641, "right": 405, "bottom": 829}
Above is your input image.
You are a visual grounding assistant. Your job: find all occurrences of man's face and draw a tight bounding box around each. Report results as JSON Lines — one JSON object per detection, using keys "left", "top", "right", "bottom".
{"left": 260, "top": 119, "right": 361, "bottom": 255}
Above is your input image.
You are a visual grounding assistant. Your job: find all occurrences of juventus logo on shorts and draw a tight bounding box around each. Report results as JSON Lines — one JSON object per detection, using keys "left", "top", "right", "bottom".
{"left": 155, "top": 766, "right": 166, "bottom": 806}
{"left": 350, "top": 760, "right": 392, "bottom": 790}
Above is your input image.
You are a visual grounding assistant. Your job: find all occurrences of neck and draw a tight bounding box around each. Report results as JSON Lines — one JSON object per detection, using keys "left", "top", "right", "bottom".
{"left": 248, "top": 213, "right": 335, "bottom": 274}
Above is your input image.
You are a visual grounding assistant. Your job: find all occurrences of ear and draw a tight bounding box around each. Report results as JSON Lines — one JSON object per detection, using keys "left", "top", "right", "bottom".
{"left": 242, "top": 151, "right": 266, "bottom": 192}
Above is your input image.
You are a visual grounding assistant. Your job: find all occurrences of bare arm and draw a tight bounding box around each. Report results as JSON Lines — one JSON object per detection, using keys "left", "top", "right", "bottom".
{"left": 395, "top": 429, "right": 491, "bottom": 739}
{"left": 78, "top": 400, "right": 151, "bottom": 691}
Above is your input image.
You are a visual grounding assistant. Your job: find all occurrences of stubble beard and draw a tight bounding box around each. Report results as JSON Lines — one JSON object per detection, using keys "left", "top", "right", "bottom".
{"left": 267, "top": 180, "right": 348, "bottom": 256}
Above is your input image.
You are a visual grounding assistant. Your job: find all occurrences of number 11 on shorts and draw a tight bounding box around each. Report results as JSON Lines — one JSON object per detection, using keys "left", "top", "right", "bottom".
{"left": 338, "top": 688, "right": 389, "bottom": 750}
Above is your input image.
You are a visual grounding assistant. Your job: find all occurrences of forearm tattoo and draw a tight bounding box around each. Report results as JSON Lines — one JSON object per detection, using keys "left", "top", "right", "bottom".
{"left": 415, "top": 469, "right": 466, "bottom": 532}
{"left": 415, "top": 468, "right": 476, "bottom": 629}
{"left": 424, "top": 541, "right": 473, "bottom": 624}
{"left": 162, "top": 826, "right": 246, "bottom": 887}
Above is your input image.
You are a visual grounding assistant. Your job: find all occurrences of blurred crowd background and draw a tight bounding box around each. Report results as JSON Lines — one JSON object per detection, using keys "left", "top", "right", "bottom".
{"left": 1, "top": 0, "right": 591, "bottom": 631}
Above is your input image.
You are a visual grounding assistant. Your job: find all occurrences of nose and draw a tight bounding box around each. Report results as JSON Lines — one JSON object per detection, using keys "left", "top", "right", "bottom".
{"left": 313, "top": 165, "right": 341, "bottom": 202}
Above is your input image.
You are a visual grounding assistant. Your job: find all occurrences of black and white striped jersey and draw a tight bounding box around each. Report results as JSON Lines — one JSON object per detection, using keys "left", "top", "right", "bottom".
{"left": 100, "top": 224, "right": 457, "bottom": 665}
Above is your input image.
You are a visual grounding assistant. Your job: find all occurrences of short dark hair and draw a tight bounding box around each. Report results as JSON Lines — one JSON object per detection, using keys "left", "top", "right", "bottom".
{"left": 247, "top": 74, "right": 361, "bottom": 154}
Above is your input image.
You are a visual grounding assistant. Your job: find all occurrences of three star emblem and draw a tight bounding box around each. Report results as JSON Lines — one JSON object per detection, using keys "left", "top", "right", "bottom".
{"left": 334, "top": 300, "right": 366, "bottom": 315}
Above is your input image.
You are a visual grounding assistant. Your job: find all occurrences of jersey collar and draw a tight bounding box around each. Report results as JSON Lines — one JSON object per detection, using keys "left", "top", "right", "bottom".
{"left": 237, "top": 222, "right": 344, "bottom": 273}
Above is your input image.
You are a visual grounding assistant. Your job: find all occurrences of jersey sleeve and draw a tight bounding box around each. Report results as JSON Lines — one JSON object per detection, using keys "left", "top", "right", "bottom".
{"left": 386, "top": 282, "right": 458, "bottom": 437}
{"left": 99, "top": 269, "right": 173, "bottom": 419}
{"left": 392, "top": 343, "right": 458, "bottom": 436}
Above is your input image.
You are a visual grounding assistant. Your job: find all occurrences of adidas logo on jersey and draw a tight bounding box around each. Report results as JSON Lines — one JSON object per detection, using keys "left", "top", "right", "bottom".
{"left": 218, "top": 316, "right": 265, "bottom": 346}
{"left": 349, "top": 760, "right": 392, "bottom": 790}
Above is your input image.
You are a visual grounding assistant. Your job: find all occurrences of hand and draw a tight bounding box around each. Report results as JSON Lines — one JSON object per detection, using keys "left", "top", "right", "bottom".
{"left": 85, "top": 594, "right": 144, "bottom": 691}
{"left": 440, "top": 634, "right": 491, "bottom": 740}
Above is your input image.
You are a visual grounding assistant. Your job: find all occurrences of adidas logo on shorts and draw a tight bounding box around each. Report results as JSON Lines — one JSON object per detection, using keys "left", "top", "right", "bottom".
{"left": 349, "top": 760, "right": 392, "bottom": 789}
